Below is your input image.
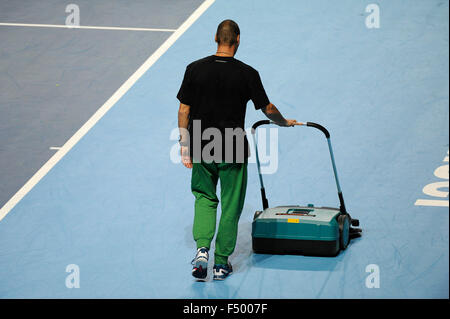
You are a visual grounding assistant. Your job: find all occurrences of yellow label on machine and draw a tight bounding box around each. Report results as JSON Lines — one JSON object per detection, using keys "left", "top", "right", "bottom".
{"left": 287, "top": 218, "right": 300, "bottom": 223}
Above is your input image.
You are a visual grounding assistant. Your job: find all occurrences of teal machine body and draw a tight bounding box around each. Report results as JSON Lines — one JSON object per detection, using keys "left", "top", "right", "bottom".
{"left": 250, "top": 121, "right": 361, "bottom": 257}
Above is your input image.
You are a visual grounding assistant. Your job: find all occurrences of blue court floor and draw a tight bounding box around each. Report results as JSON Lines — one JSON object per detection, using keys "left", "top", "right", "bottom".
{"left": 0, "top": 0, "right": 448, "bottom": 298}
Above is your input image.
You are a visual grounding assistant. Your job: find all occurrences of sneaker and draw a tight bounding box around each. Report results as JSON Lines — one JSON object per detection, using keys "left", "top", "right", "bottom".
{"left": 213, "top": 263, "right": 233, "bottom": 281}
{"left": 191, "top": 247, "right": 209, "bottom": 280}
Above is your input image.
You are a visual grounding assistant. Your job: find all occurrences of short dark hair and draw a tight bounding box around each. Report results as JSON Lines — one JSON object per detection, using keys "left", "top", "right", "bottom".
{"left": 215, "top": 19, "right": 240, "bottom": 46}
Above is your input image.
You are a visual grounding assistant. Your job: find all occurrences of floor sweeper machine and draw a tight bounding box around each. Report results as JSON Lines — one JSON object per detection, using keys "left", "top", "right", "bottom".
{"left": 251, "top": 120, "right": 362, "bottom": 257}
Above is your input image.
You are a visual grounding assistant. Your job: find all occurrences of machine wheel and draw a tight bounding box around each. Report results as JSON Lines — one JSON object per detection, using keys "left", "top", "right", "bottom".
{"left": 338, "top": 214, "right": 350, "bottom": 250}
{"left": 253, "top": 211, "right": 263, "bottom": 220}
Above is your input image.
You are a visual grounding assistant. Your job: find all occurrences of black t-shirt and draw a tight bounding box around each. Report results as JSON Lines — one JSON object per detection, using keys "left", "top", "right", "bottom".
{"left": 177, "top": 55, "right": 270, "bottom": 163}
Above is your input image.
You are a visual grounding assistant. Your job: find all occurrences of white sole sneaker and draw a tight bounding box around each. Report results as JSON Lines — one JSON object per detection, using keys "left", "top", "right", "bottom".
{"left": 213, "top": 263, "right": 233, "bottom": 281}
{"left": 191, "top": 248, "right": 209, "bottom": 280}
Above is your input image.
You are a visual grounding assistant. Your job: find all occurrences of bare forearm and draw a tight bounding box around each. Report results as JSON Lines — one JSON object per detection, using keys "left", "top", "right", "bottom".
{"left": 261, "top": 103, "right": 287, "bottom": 125}
{"left": 178, "top": 103, "right": 193, "bottom": 168}
{"left": 178, "top": 103, "right": 190, "bottom": 142}
{"left": 261, "top": 103, "right": 299, "bottom": 127}
{"left": 178, "top": 112, "right": 189, "bottom": 129}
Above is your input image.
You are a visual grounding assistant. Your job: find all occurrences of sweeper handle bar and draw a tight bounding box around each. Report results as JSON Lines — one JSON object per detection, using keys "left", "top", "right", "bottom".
{"left": 251, "top": 120, "right": 348, "bottom": 215}
{"left": 251, "top": 120, "right": 271, "bottom": 210}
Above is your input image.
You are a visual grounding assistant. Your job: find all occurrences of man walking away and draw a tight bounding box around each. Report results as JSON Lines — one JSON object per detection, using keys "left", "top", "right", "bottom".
{"left": 177, "top": 19, "right": 299, "bottom": 281}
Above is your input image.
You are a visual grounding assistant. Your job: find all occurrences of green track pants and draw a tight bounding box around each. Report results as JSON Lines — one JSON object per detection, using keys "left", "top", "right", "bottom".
{"left": 191, "top": 161, "right": 247, "bottom": 265}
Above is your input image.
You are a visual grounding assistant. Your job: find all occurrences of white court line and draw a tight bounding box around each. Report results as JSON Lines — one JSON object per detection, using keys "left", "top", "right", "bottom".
{"left": 0, "top": 0, "right": 215, "bottom": 222}
{"left": 0, "top": 22, "right": 176, "bottom": 32}
{"left": 414, "top": 199, "right": 449, "bottom": 207}
{"left": 49, "top": 147, "right": 61, "bottom": 150}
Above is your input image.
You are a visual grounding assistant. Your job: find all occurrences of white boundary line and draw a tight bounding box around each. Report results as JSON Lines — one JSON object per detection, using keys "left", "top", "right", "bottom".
{"left": 0, "top": 22, "right": 177, "bottom": 32}
{"left": 0, "top": 0, "right": 215, "bottom": 222}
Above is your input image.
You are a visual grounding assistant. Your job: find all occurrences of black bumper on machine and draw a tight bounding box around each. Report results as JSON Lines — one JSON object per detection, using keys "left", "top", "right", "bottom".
{"left": 252, "top": 237, "right": 340, "bottom": 257}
